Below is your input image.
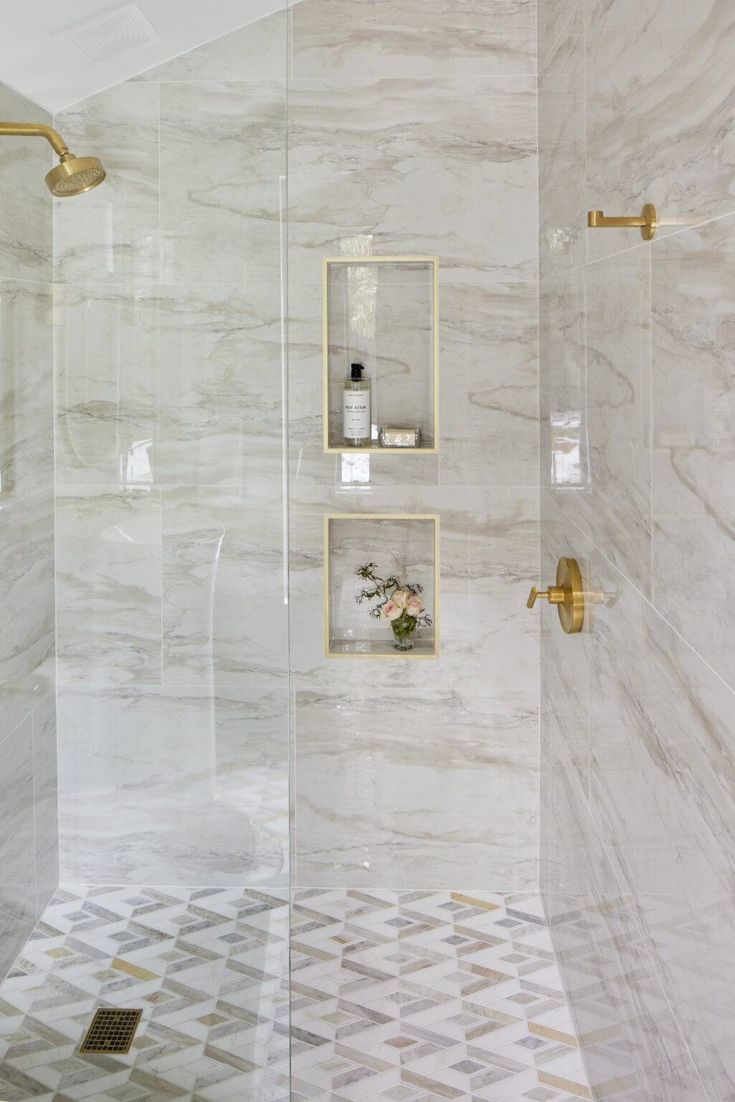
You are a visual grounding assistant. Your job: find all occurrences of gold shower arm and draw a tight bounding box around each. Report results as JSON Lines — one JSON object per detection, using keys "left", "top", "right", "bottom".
{"left": 0, "top": 121, "right": 70, "bottom": 157}
{"left": 587, "top": 203, "right": 658, "bottom": 240}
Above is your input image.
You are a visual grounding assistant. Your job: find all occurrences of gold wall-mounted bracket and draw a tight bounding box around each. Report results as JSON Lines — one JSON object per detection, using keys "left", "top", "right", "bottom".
{"left": 528, "top": 557, "right": 585, "bottom": 634}
{"left": 587, "top": 203, "right": 658, "bottom": 241}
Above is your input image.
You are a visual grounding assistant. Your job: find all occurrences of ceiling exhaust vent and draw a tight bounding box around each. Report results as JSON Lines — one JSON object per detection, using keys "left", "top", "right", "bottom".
{"left": 62, "top": 3, "right": 159, "bottom": 63}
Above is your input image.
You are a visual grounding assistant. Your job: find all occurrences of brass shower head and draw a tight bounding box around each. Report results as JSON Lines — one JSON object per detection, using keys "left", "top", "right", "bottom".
{"left": 0, "top": 121, "right": 106, "bottom": 197}
{"left": 46, "top": 153, "right": 106, "bottom": 197}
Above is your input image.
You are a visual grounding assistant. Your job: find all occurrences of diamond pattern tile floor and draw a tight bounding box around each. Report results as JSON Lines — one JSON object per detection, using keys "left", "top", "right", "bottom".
{"left": 290, "top": 890, "right": 593, "bottom": 1102}
{"left": 0, "top": 885, "right": 289, "bottom": 1101}
{"left": 0, "top": 889, "right": 592, "bottom": 1101}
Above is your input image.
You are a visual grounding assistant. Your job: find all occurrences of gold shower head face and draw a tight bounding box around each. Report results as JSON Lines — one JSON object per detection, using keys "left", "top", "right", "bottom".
{"left": 0, "top": 123, "right": 106, "bottom": 197}
{"left": 46, "top": 152, "right": 106, "bottom": 197}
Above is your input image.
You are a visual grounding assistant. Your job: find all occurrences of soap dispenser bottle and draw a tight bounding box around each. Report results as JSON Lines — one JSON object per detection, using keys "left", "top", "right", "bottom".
{"left": 343, "top": 362, "right": 371, "bottom": 446}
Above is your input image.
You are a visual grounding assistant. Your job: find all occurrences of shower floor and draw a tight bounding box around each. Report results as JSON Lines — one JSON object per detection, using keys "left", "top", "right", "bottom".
{"left": 0, "top": 889, "right": 592, "bottom": 1102}
{"left": 291, "top": 890, "right": 591, "bottom": 1102}
{"left": 0, "top": 885, "right": 290, "bottom": 1101}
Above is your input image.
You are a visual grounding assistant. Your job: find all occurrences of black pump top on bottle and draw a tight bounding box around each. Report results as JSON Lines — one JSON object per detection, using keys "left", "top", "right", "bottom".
{"left": 350, "top": 362, "right": 364, "bottom": 380}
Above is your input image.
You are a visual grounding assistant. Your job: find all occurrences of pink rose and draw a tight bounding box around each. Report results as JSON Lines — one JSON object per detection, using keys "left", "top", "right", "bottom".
{"left": 406, "top": 594, "right": 424, "bottom": 617}
{"left": 392, "top": 588, "right": 410, "bottom": 609}
{"left": 382, "top": 600, "right": 402, "bottom": 621}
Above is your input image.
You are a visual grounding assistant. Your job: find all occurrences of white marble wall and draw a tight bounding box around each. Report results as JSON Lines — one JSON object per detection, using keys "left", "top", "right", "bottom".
{"left": 53, "top": 17, "right": 289, "bottom": 887}
{"left": 0, "top": 82, "right": 57, "bottom": 980}
{"left": 290, "top": 0, "right": 540, "bottom": 888}
{"left": 539, "top": 2, "right": 735, "bottom": 1098}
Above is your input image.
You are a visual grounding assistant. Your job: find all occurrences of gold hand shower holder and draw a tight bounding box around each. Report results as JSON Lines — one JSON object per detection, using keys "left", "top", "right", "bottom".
{"left": 587, "top": 203, "right": 657, "bottom": 240}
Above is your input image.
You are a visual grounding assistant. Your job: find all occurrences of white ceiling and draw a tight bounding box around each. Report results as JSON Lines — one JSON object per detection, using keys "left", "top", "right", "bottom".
{"left": 0, "top": 0, "right": 285, "bottom": 113}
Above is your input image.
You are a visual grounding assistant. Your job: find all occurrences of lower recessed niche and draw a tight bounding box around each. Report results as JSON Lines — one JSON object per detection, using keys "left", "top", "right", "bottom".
{"left": 324, "top": 513, "right": 439, "bottom": 658}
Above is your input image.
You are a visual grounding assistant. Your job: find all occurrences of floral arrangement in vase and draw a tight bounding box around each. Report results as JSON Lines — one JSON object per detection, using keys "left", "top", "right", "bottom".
{"left": 355, "top": 562, "right": 433, "bottom": 651}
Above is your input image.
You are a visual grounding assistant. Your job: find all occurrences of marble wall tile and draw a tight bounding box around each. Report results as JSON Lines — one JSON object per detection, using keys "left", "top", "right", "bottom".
{"left": 54, "top": 285, "right": 160, "bottom": 488}
{"left": 581, "top": 247, "right": 652, "bottom": 593}
{"left": 156, "top": 281, "right": 284, "bottom": 490}
{"left": 642, "top": 892, "right": 735, "bottom": 1101}
{"left": 54, "top": 28, "right": 290, "bottom": 889}
{"left": 0, "top": 80, "right": 56, "bottom": 982}
{"left": 289, "top": 0, "right": 536, "bottom": 80}
{"left": 55, "top": 281, "right": 284, "bottom": 491}
{"left": 439, "top": 282, "right": 539, "bottom": 487}
{"left": 583, "top": 549, "right": 735, "bottom": 1099}
{"left": 542, "top": 736, "right": 710, "bottom": 1102}
{"left": 544, "top": 247, "right": 652, "bottom": 595}
{"left": 288, "top": 76, "right": 537, "bottom": 285}
{"left": 288, "top": 0, "right": 539, "bottom": 894}
{"left": 290, "top": 485, "right": 539, "bottom": 697}
{"left": 540, "top": 497, "right": 590, "bottom": 790}
{"left": 32, "top": 689, "right": 59, "bottom": 915}
{"left": 54, "top": 82, "right": 160, "bottom": 285}
{"left": 0, "top": 718, "right": 36, "bottom": 982}
{"left": 132, "top": 13, "right": 287, "bottom": 83}
{"left": 0, "top": 493, "right": 55, "bottom": 737}
{"left": 295, "top": 688, "right": 538, "bottom": 889}
{"left": 652, "top": 213, "right": 735, "bottom": 690}
{"left": 539, "top": 267, "right": 587, "bottom": 496}
{"left": 162, "top": 487, "right": 287, "bottom": 689}
{"left": 585, "top": 0, "right": 735, "bottom": 262}
{"left": 58, "top": 684, "right": 288, "bottom": 887}
{"left": 55, "top": 488, "right": 162, "bottom": 687}
{"left": 589, "top": 548, "right": 735, "bottom": 901}
{"left": 538, "top": 5, "right": 735, "bottom": 1094}
{"left": 292, "top": 479, "right": 540, "bottom": 888}
{"left": 537, "top": 0, "right": 580, "bottom": 71}
{"left": 0, "top": 85, "right": 52, "bottom": 284}
{"left": 538, "top": 2, "right": 586, "bottom": 278}
{"left": 0, "top": 280, "right": 53, "bottom": 502}
{"left": 160, "top": 81, "right": 285, "bottom": 284}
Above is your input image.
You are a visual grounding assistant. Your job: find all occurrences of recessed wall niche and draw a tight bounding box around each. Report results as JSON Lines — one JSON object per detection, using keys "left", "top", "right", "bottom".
{"left": 324, "top": 514, "right": 440, "bottom": 658}
{"left": 323, "top": 256, "right": 439, "bottom": 453}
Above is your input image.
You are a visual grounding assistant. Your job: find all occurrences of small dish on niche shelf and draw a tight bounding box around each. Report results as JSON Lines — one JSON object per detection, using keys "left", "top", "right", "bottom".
{"left": 322, "top": 256, "right": 439, "bottom": 454}
{"left": 324, "top": 513, "right": 440, "bottom": 659}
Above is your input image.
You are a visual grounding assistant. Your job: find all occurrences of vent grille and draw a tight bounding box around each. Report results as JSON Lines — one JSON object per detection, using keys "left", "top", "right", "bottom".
{"left": 79, "top": 1007, "right": 142, "bottom": 1054}
{"left": 63, "top": 4, "right": 159, "bottom": 63}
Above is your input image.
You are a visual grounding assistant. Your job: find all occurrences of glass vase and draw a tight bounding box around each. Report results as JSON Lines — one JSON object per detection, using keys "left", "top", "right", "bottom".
{"left": 391, "top": 618, "right": 417, "bottom": 651}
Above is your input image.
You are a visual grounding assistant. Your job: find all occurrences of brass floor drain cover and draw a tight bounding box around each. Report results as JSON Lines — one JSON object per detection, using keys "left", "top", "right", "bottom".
{"left": 79, "top": 1007, "right": 142, "bottom": 1054}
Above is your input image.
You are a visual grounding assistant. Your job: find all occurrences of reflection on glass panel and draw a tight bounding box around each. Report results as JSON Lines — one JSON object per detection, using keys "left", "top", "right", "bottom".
{"left": 549, "top": 409, "right": 589, "bottom": 489}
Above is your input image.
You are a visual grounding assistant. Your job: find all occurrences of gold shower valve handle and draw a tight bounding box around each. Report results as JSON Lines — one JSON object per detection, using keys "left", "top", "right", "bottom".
{"left": 527, "top": 557, "right": 585, "bottom": 634}
{"left": 587, "top": 203, "right": 658, "bottom": 241}
{"left": 527, "top": 586, "right": 564, "bottom": 608}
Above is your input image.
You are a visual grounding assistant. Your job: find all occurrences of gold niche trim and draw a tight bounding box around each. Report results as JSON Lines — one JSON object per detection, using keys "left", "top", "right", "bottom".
{"left": 324, "top": 513, "right": 440, "bottom": 659}
{"left": 322, "top": 255, "right": 440, "bottom": 454}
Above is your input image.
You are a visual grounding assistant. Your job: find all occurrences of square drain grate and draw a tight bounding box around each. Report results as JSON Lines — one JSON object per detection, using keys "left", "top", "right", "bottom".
{"left": 79, "top": 1007, "right": 142, "bottom": 1054}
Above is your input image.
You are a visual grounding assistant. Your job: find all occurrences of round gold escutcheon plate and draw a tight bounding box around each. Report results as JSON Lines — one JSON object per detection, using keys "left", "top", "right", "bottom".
{"left": 555, "top": 556, "right": 584, "bottom": 634}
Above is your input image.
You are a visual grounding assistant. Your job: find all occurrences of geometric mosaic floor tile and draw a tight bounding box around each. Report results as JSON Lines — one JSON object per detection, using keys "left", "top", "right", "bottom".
{"left": 0, "top": 885, "right": 290, "bottom": 1102}
{"left": 291, "top": 890, "right": 593, "bottom": 1102}
{"left": 0, "top": 888, "right": 592, "bottom": 1101}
